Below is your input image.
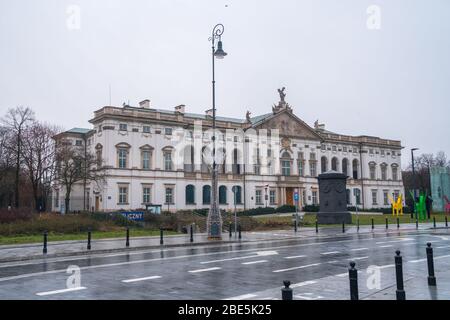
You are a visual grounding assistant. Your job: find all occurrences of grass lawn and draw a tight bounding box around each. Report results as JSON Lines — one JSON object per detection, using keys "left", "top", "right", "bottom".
{"left": 0, "top": 229, "right": 179, "bottom": 246}
{"left": 254, "top": 212, "right": 449, "bottom": 229}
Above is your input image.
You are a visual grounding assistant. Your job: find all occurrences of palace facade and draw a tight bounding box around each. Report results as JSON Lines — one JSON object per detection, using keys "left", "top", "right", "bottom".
{"left": 52, "top": 92, "right": 405, "bottom": 213}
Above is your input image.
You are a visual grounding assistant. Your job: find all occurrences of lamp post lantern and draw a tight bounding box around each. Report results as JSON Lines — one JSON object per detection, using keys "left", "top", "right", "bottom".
{"left": 207, "top": 24, "right": 227, "bottom": 240}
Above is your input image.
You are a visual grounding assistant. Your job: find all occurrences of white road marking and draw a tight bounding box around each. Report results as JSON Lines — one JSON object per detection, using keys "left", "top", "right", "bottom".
{"left": 376, "top": 238, "right": 413, "bottom": 245}
{"left": 320, "top": 251, "right": 340, "bottom": 255}
{"left": 351, "top": 248, "right": 368, "bottom": 252}
{"left": 335, "top": 272, "right": 348, "bottom": 277}
{"left": 284, "top": 255, "right": 306, "bottom": 259}
{"left": 409, "top": 254, "right": 450, "bottom": 263}
{"left": 36, "top": 286, "right": 86, "bottom": 296}
{"left": 379, "top": 245, "right": 393, "bottom": 248}
{"left": 242, "top": 260, "right": 267, "bottom": 265}
{"left": 436, "top": 245, "right": 450, "bottom": 249}
{"left": 294, "top": 293, "right": 324, "bottom": 300}
{"left": 379, "top": 264, "right": 395, "bottom": 269}
{"left": 188, "top": 267, "right": 221, "bottom": 273}
{"left": 408, "top": 258, "right": 426, "bottom": 263}
{"left": 122, "top": 276, "right": 161, "bottom": 283}
{"left": 351, "top": 256, "right": 369, "bottom": 261}
{"left": 200, "top": 251, "right": 278, "bottom": 264}
{"left": 273, "top": 263, "right": 321, "bottom": 273}
{"left": 290, "top": 280, "right": 317, "bottom": 288}
{"left": 327, "top": 260, "right": 339, "bottom": 264}
{"left": 223, "top": 294, "right": 257, "bottom": 300}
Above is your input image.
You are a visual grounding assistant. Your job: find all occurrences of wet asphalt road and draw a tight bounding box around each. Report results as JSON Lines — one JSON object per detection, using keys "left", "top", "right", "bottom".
{"left": 0, "top": 228, "right": 449, "bottom": 300}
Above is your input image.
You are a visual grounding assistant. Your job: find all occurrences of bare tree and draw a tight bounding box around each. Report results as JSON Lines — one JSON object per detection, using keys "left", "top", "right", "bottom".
{"left": 1, "top": 107, "right": 35, "bottom": 208}
{"left": 21, "top": 122, "right": 60, "bottom": 211}
{"left": 55, "top": 141, "right": 104, "bottom": 213}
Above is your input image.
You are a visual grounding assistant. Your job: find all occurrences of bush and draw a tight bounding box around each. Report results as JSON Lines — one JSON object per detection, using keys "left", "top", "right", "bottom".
{"left": 239, "top": 207, "right": 276, "bottom": 216}
{"left": 275, "top": 205, "right": 296, "bottom": 213}
{"left": 0, "top": 208, "right": 34, "bottom": 224}
{"left": 303, "top": 205, "right": 320, "bottom": 212}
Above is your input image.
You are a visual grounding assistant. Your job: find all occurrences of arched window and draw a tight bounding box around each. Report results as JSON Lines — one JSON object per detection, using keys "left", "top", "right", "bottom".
{"left": 331, "top": 157, "right": 339, "bottom": 171}
{"left": 232, "top": 185, "right": 242, "bottom": 204}
{"left": 202, "top": 185, "right": 211, "bottom": 204}
{"left": 185, "top": 185, "right": 195, "bottom": 204}
{"left": 219, "top": 186, "right": 227, "bottom": 204}
{"left": 369, "top": 162, "right": 377, "bottom": 180}
{"left": 342, "top": 158, "right": 349, "bottom": 176}
{"left": 380, "top": 163, "right": 387, "bottom": 180}
{"left": 352, "top": 159, "right": 359, "bottom": 179}
{"left": 321, "top": 156, "right": 328, "bottom": 173}
{"left": 281, "top": 151, "right": 291, "bottom": 176}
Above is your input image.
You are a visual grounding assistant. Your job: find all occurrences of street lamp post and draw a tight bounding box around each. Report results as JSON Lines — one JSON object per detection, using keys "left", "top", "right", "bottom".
{"left": 411, "top": 148, "right": 419, "bottom": 220}
{"left": 207, "top": 24, "right": 227, "bottom": 240}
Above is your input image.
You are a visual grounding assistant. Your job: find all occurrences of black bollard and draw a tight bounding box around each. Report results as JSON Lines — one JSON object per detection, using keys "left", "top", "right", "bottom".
{"left": 281, "top": 280, "right": 293, "bottom": 300}
{"left": 87, "top": 229, "right": 92, "bottom": 250}
{"left": 395, "top": 250, "right": 406, "bottom": 300}
{"left": 190, "top": 224, "right": 194, "bottom": 243}
{"left": 229, "top": 223, "right": 232, "bottom": 238}
{"left": 426, "top": 243, "right": 436, "bottom": 286}
{"left": 160, "top": 228, "right": 164, "bottom": 245}
{"left": 416, "top": 219, "right": 419, "bottom": 229}
{"left": 446, "top": 216, "right": 448, "bottom": 228}
{"left": 315, "top": 219, "right": 318, "bottom": 233}
{"left": 371, "top": 218, "right": 374, "bottom": 230}
{"left": 348, "top": 261, "right": 358, "bottom": 300}
{"left": 238, "top": 224, "right": 242, "bottom": 240}
{"left": 294, "top": 219, "right": 297, "bottom": 233}
{"left": 386, "top": 218, "right": 389, "bottom": 230}
{"left": 397, "top": 217, "right": 400, "bottom": 229}
{"left": 342, "top": 221, "right": 345, "bottom": 233}
{"left": 43, "top": 231, "right": 48, "bottom": 254}
{"left": 433, "top": 217, "right": 436, "bottom": 228}
{"left": 126, "top": 227, "right": 130, "bottom": 247}
{"left": 357, "top": 219, "right": 360, "bottom": 232}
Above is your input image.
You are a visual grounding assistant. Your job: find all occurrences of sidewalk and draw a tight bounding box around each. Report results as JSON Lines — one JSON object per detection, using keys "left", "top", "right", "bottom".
{"left": 0, "top": 222, "right": 444, "bottom": 263}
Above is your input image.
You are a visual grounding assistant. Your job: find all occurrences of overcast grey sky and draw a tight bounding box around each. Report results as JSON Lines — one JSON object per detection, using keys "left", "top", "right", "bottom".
{"left": 1, "top": 0, "right": 449, "bottom": 168}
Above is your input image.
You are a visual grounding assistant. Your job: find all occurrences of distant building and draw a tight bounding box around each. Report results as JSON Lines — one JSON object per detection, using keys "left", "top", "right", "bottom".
{"left": 52, "top": 92, "right": 404, "bottom": 213}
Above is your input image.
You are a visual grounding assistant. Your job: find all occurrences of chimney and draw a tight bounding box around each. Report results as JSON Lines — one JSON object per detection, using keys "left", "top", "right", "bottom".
{"left": 205, "top": 109, "right": 213, "bottom": 117}
{"left": 139, "top": 99, "right": 150, "bottom": 109}
{"left": 175, "top": 104, "right": 185, "bottom": 114}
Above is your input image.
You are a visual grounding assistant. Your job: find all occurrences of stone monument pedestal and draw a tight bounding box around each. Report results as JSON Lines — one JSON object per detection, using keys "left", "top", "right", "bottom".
{"left": 317, "top": 171, "right": 352, "bottom": 224}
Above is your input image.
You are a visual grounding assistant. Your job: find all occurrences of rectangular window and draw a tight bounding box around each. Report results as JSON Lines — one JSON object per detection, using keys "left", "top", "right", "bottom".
{"left": 383, "top": 190, "right": 389, "bottom": 205}
{"left": 310, "top": 161, "right": 317, "bottom": 177}
{"left": 165, "top": 187, "right": 174, "bottom": 204}
{"left": 298, "top": 160, "right": 304, "bottom": 176}
{"left": 118, "top": 186, "right": 128, "bottom": 204}
{"left": 164, "top": 152, "right": 172, "bottom": 171}
{"left": 369, "top": 149, "right": 374, "bottom": 154}
{"left": 119, "top": 123, "right": 127, "bottom": 131}
{"left": 255, "top": 190, "right": 262, "bottom": 205}
{"left": 392, "top": 167, "right": 398, "bottom": 181}
{"left": 269, "top": 190, "right": 276, "bottom": 205}
{"left": 282, "top": 160, "right": 290, "bottom": 176}
{"left": 143, "top": 187, "right": 151, "bottom": 204}
{"left": 118, "top": 149, "right": 127, "bottom": 168}
{"left": 381, "top": 150, "right": 385, "bottom": 156}
{"left": 321, "top": 145, "right": 326, "bottom": 151}
{"left": 372, "top": 189, "right": 378, "bottom": 205}
{"left": 143, "top": 126, "right": 151, "bottom": 133}
{"left": 142, "top": 151, "right": 151, "bottom": 169}
{"left": 164, "top": 128, "right": 172, "bottom": 135}
{"left": 75, "top": 140, "right": 82, "bottom": 146}
{"left": 343, "top": 146, "right": 347, "bottom": 152}
{"left": 312, "top": 191, "right": 318, "bottom": 205}
{"left": 332, "top": 145, "right": 337, "bottom": 152}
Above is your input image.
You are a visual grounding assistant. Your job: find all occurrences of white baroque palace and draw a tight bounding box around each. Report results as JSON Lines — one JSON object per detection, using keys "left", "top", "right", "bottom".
{"left": 52, "top": 92, "right": 404, "bottom": 213}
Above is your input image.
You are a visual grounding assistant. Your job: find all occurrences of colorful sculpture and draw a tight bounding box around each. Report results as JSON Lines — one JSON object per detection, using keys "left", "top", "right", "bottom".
{"left": 389, "top": 194, "right": 403, "bottom": 216}
{"left": 409, "top": 191, "right": 427, "bottom": 220}
{"left": 444, "top": 195, "right": 450, "bottom": 214}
